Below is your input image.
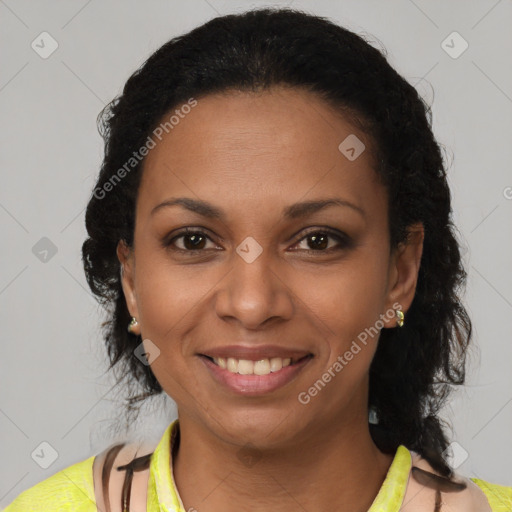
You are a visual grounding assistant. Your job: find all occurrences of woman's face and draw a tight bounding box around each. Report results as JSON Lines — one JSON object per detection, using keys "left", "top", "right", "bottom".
{"left": 118, "top": 86, "right": 423, "bottom": 448}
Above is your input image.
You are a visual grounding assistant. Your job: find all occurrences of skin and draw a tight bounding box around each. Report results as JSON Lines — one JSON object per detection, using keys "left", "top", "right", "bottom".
{"left": 117, "top": 85, "right": 424, "bottom": 512}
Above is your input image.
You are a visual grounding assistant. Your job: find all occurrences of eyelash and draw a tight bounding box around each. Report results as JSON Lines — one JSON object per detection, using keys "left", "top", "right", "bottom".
{"left": 163, "top": 227, "right": 352, "bottom": 255}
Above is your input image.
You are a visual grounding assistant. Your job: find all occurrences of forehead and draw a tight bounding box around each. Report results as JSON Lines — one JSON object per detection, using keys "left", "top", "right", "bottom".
{"left": 137, "top": 86, "right": 384, "bottom": 222}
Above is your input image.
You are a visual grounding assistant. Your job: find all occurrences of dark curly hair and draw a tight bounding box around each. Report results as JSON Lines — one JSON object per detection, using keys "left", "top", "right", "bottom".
{"left": 82, "top": 7, "right": 472, "bottom": 478}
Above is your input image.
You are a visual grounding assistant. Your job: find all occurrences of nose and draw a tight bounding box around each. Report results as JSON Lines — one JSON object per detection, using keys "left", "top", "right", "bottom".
{"left": 214, "top": 248, "right": 294, "bottom": 330}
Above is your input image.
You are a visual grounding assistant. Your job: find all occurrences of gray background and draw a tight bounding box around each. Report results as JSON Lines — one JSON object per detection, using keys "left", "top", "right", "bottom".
{"left": 1, "top": 0, "right": 511, "bottom": 506}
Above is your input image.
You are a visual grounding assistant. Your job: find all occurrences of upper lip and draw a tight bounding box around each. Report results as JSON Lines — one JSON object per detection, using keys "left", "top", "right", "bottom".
{"left": 199, "top": 344, "right": 313, "bottom": 362}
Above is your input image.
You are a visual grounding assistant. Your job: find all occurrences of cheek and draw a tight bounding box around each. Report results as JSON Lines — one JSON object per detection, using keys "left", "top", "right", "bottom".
{"left": 307, "top": 252, "right": 388, "bottom": 376}
{"left": 300, "top": 272, "right": 384, "bottom": 411}
{"left": 313, "top": 257, "right": 388, "bottom": 335}
{"left": 134, "top": 247, "right": 214, "bottom": 339}
{"left": 133, "top": 251, "right": 209, "bottom": 402}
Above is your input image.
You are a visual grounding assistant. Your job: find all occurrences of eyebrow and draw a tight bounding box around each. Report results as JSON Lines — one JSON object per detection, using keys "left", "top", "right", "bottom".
{"left": 150, "top": 197, "right": 365, "bottom": 220}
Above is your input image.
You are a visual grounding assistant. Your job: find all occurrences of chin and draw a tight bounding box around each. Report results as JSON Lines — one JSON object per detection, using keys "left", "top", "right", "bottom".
{"left": 208, "top": 407, "right": 305, "bottom": 449}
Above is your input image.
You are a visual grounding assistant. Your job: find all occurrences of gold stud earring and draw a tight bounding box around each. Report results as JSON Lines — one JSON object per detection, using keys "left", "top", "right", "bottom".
{"left": 128, "top": 317, "right": 139, "bottom": 333}
{"left": 396, "top": 309, "right": 404, "bottom": 327}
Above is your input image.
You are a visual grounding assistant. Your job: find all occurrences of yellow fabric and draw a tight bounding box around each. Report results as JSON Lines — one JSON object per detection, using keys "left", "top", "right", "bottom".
{"left": 469, "top": 477, "right": 512, "bottom": 512}
{"left": 2, "top": 454, "right": 97, "bottom": 511}
{"left": 368, "top": 445, "right": 411, "bottom": 511}
{"left": 4, "top": 418, "right": 511, "bottom": 511}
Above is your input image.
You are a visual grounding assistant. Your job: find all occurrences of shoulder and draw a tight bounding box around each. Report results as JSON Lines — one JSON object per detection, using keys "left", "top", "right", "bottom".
{"left": 2, "top": 454, "right": 96, "bottom": 511}
{"left": 92, "top": 439, "right": 154, "bottom": 512}
{"left": 401, "top": 449, "right": 512, "bottom": 512}
{"left": 470, "top": 477, "right": 512, "bottom": 512}
{"left": 3, "top": 439, "right": 155, "bottom": 512}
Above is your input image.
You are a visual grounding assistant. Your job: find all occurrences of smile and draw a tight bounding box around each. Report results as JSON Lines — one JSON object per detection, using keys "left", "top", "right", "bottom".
{"left": 211, "top": 356, "right": 302, "bottom": 375}
{"left": 199, "top": 354, "right": 313, "bottom": 395}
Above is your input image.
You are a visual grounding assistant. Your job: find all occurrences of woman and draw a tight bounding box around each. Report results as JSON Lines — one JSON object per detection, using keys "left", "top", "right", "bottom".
{"left": 4, "top": 7, "right": 511, "bottom": 512}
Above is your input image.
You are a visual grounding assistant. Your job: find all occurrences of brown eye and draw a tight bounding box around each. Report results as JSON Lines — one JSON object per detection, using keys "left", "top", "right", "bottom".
{"left": 179, "top": 232, "right": 207, "bottom": 250}
{"left": 164, "top": 228, "right": 216, "bottom": 252}
{"left": 293, "top": 229, "right": 352, "bottom": 253}
{"left": 306, "top": 233, "right": 330, "bottom": 250}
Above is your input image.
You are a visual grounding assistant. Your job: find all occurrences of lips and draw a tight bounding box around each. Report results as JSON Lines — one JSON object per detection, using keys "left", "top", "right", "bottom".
{"left": 198, "top": 344, "right": 313, "bottom": 363}
{"left": 199, "top": 353, "right": 313, "bottom": 395}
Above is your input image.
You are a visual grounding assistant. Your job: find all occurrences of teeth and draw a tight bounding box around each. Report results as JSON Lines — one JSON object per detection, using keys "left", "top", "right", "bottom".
{"left": 213, "top": 356, "right": 293, "bottom": 375}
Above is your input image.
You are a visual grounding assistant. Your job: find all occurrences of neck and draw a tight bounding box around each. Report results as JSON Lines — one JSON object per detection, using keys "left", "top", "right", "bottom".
{"left": 172, "top": 412, "right": 394, "bottom": 512}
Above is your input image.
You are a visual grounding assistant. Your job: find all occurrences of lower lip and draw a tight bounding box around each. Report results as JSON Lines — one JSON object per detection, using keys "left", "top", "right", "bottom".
{"left": 199, "top": 355, "right": 313, "bottom": 395}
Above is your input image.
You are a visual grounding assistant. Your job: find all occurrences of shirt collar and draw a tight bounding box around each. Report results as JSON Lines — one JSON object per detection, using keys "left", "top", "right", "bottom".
{"left": 147, "top": 418, "right": 183, "bottom": 512}
{"left": 147, "top": 419, "right": 412, "bottom": 512}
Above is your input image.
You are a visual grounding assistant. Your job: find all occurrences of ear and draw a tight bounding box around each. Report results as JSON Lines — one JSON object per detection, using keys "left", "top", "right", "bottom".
{"left": 116, "top": 239, "right": 141, "bottom": 335}
{"left": 382, "top": 222, "right": 424, "bottom": 328}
